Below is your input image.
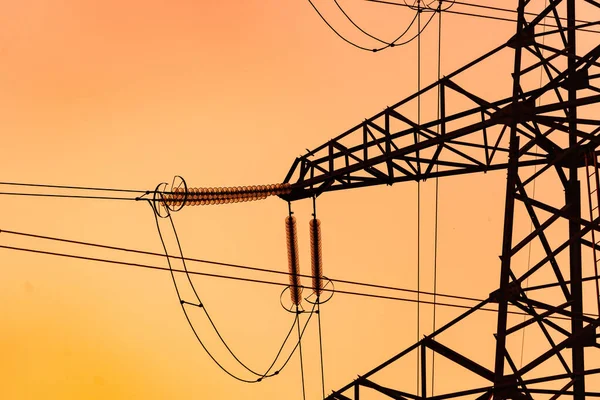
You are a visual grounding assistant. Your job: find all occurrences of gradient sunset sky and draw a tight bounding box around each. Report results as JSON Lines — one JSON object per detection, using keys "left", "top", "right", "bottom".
{"left": 2, "top": 1, "right": 600, "bottom": 399}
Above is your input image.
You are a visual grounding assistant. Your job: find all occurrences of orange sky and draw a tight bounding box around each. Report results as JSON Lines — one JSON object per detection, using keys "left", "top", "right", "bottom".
{"left": 1, "top": 1, "right": 600, "bottom": 399}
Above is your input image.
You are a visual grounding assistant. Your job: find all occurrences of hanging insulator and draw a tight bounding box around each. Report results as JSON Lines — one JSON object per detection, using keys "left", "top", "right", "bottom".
{"left": 285, "top": 215, "right": 302, "bottom": 306}
{"left": 309, "top": 218, "right": 323, "bottom": 297}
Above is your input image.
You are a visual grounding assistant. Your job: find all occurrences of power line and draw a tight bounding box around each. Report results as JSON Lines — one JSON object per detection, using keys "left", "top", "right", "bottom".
{"left": 416, "top": 2, "right": 422, "bottom": 394}
{"left": 1, "top": 242, "right": 594, "bottom": 321}
{"left": 0, "top": 191, "right": 140, "bottom": 201}
{"left": 0, "top": 228, "right": 482, "bottom": 304}
{"left": 0, "top": 181, "right": 148, "bottom": 194}
{"left": 306, "top": 0, "right": 434, "bottom": 52}
{"left": 308, "top": 0, "right": 600, "bottom": 54}
{"left": 159, "top": 209, "right": 283, "bottom": 379}
{"left": 431, "top": 0, "right": 443, "bottom": 393}
{"left": 0, "top": 243, "right": 492, "bottom": 311}
{"left": 366, "top": 0, "right": 600, "bottom": 33}
{"left": 296, "top": 305, "right": 307, "bottom": 400}
{"left": 440, "top": 0, "right": 593, "bottom": 26}
{"left": 151, "top": 207, "right": 314, "bottom": 383}
{"left": 334, "top": 0, "right": 390, "bottom": 45}
{"left": 520, "top": 0, "right": 548, "bottom": 370}
{"left": 333, "top": 0, "right": 438, "bottom": 46}
{"left": 317, "top": 300, "right": 326, "bottom": 399}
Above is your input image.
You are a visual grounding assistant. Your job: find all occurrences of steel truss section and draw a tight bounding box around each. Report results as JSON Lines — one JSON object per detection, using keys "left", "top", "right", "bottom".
{"left": 282, "top": 0, "right": 600, "bottom": 399}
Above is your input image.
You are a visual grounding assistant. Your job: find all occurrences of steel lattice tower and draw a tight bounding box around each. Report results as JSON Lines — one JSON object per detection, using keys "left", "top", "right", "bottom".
{"left": 281, "top": 0, "right": 600, "bottom": 398}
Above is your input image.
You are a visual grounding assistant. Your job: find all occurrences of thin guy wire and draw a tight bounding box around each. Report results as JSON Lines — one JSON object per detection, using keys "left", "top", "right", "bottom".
{"left": 416, "top": 2, "right": 422, "bottom": 395}
{"left": 296, "top": 305, "right": 307, "bottom": 400}
{"left": 317, "top": 299, "right": 326, "bottom": 399}
{"left": 431, "top": 0, "right": 442, "bottom": 394}
{"left": 519, "top": 0, "right": 548, "bottom": 369}
{"left": 0, "top": 228, "right": 483, "bottom": 304}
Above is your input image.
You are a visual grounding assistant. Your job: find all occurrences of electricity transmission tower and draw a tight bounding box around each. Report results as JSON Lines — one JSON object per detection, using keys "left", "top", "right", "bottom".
{"left": 281, "top": 0, "right": 600, "bottom": 398}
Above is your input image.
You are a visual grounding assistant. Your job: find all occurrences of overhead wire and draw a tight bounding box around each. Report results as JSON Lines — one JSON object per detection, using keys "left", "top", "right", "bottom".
{"left": 365, "top": 0, "right": 600, "bottom": 34}
{"left": 150, "top": 202, "right": 317, "bottom": 383}
{"left": 301, "top": 3, "right": 600, "bottom": 384}
{"left": 438, "top": 0, "right": 593, "bottom": 26}
{"left": 332, "top": 0, "right": 450, "bottom": 46}
{"left": 416, "top": 1, "right": 422, "bottom": 394}
{"left": 0, "top": 191, "right": 140, "bottom": 201}
{"left": 0, "top": 181, "right": 148, "bottom": 194}
{"left": 519, "top": 0, "right": 547, "bottom": 370}
{"left": 431, "top": 0, "right": 442, "bottom": 395}
{"left": 296, "top": 305, "right": 307, "bottom": 400}
{"left": 0, "top": 241, "right": 600, "bottom": 321}
{"left": 1, "top": 181, "right": 320, "bottom": 383}
{"left": 317, "top": 301, "right": 325, "bottom": 399}
{"left": 17, "top": 224, "right": 598, "bottom": 315}
{"left": 0, "top": 228, "right": 483, "bottom": 304}
{"left": 160, "top": 196, "right": 321, "bottom": 382}
{"left": 3, "top": 241, "right": 600, "bottom": 320}
{"left": 3, "top": 0, "right": 600, "bottom": 391}
{"left": 165, "top": 211, "right": 276, "bottom": 378}
{"left": 284, "top": 201, "right": 306, "bottom": 400}
{"left": 333, "top": 0, "right": 394, "bottom": 45}
{"left": 8, "top": 220, "right": 600, "bottom": 320}
{"left": 306, "top": 0, "right": 437, "bottom": 52}
{"left": 151, "top": 204, "right": 257, "bottom": 383}
{"left": 0, "top": 180, "right": 152, "bottom": 202}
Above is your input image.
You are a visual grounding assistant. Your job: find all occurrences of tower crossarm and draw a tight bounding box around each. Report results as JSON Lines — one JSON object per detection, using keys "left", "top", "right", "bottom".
{"left": 281, "top": 39, "right": 600, "bottom": 202}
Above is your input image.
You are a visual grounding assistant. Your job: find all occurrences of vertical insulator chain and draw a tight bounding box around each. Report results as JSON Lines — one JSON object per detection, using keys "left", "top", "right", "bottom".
{"left": 310, "top": 218, "right": 323, "bottom": 297}
{"left": 286, "top": 215, "right": 302, "bottom": 305}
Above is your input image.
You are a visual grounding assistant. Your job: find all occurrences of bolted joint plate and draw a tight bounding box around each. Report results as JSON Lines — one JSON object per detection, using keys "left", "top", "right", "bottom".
{"left": 494, "top": 375, "right": 528, "bottom": 400}
{"left": 489, "top": 281, "right": 522, "bottom": 303}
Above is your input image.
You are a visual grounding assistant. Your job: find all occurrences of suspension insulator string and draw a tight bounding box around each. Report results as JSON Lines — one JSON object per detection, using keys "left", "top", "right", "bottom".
{"left": 310, "top": 218, "right": 323, "bottom": 297}
{"left": 286, "top": 203, "right": 302, "bottom": 306}
{"left": 311, "top": 195, "right": 326, "bottom": 399}
{"left": 286, "top": 199, "right": 306, "bottom": 400}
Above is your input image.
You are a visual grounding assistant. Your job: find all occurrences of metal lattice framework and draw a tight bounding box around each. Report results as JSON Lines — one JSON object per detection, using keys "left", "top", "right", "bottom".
{"left": 281, "top": 1, "right": 600, "bottom": 398}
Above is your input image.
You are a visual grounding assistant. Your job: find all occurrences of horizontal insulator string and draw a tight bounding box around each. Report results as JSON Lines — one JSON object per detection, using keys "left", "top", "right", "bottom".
{"left": 162, "top": 183, "right": 291, "bottom": 207}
